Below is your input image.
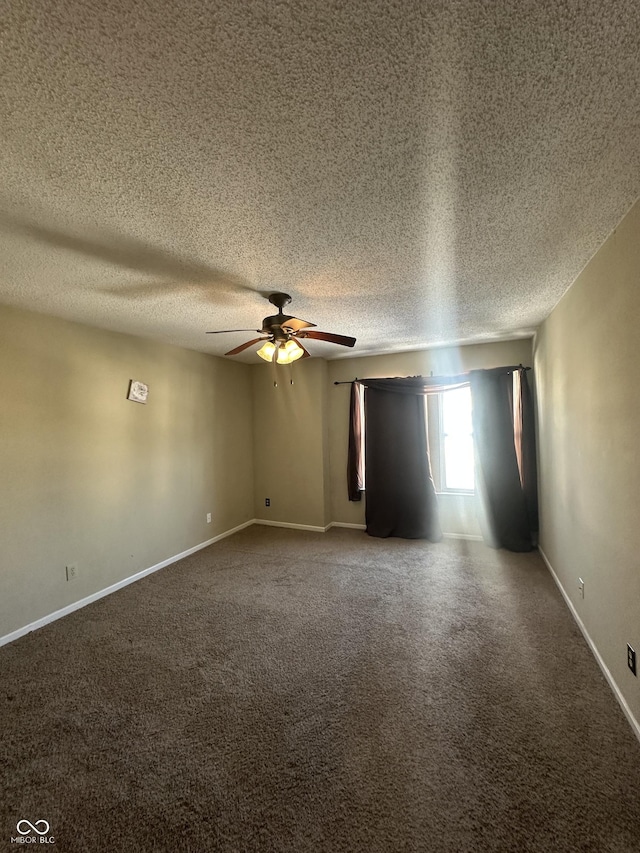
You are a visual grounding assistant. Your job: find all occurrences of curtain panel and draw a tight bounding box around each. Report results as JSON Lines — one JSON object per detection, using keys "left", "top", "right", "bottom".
{"left": 347, "top": 381, "right": 364, "bottom": 501}
{"left": 364, "top": 385, "right": 442, "bottom": 541}
{"left": 469, "top": 367, "right": 536, "bottom": 552}
{"left": 518, "top": 369, "right": 539, "bottom": 535}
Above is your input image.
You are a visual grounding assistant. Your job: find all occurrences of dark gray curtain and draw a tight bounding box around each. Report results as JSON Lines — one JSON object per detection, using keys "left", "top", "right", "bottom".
{"left": 469, "top": 368, "right": 534, "bottom": 552}
{"left": 364, "top": 385, "right": 442, "bottom": 541}
{"left": 519, "top": 369, "right": 539, "bottom": 535}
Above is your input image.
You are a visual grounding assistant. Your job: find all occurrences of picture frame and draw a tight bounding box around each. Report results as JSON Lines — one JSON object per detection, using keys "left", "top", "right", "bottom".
{"left": 127, "top": 380, "right": 149, "bottom": 404}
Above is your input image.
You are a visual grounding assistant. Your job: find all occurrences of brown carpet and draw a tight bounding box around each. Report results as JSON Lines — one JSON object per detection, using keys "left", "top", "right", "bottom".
{"left": 2, "top": 526, "right": 640, "bottom": 852}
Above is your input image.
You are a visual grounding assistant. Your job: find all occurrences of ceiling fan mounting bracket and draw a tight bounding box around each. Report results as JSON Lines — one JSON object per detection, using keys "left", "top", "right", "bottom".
{"left": 268, "top": 292, "right": 292, "bottom": 312}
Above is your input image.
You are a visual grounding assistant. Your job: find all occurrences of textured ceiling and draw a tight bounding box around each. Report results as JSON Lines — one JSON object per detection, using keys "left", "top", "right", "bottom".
{"left": 2, "top": 0, "right": 640, "bottom": 361}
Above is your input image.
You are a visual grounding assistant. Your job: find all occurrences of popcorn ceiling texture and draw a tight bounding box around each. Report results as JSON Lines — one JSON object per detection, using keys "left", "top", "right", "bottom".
{"left": 1, "top": 0, "right": 640, "bottom": 359}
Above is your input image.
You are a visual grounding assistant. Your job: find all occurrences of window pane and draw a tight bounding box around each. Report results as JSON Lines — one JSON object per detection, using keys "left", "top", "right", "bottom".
{"left": 442, "top": 386, "right": 472, "bottom": 436}
{"left": 444, "top": 435, "right": 475, "bottom": 491}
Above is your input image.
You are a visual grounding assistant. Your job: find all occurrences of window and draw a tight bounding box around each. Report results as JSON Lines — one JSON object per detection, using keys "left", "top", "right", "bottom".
{"left": 427, "top": 385, "right": 475, "bottom": 493}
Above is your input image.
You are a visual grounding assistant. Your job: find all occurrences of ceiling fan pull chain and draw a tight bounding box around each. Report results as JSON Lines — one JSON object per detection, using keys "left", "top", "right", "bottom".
{"left": 288, "top": 361, "right": 294, "bottom": 385}
{"left": 272, "top": 346, "right": 278, "bottom": 387}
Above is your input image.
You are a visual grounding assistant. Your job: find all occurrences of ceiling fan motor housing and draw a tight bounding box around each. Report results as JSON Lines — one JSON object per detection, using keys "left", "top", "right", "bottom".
{"left": 263, "top": 294, "right": 296, "bottom": 340}
{"left": 262, "top": 313, "right": 298, "bottom": 340}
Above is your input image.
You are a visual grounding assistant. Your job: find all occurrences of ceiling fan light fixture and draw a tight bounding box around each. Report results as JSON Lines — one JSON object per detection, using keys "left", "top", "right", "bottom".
{"left": 277, "top": 340, "right": 304, "bottom": 364}
{"left": 257, "top": 341, "right": 276, "bottom": 361}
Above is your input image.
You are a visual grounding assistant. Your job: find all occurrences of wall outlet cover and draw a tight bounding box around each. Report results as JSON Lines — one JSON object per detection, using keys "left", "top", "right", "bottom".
{"left": 206, "top": 513, "right": 212, "bottom": 523}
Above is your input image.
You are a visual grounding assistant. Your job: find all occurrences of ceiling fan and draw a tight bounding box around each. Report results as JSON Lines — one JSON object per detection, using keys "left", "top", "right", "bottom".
{"left": 206, "top": 292, "right": 356, "bottom": 365}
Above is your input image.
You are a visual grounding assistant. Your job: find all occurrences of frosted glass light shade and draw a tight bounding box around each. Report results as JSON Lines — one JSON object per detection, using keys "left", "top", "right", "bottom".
{"left": 277, "top": 340, "right": 304, "bottom": 364}
{"left": 257, "top": 341, "right": 276, "bottom": 361}
{"left": 256, "top": 339, "right": 303, "bottom": 364}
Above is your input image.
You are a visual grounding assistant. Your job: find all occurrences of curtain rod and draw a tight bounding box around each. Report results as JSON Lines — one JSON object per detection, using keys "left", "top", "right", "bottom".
{"left": 333, "top": 365, "right": 531, "bottom": 385}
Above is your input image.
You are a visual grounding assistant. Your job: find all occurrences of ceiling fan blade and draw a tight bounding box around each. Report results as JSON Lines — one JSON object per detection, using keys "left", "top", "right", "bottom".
{"left": 296, "top": 330, "right": 356, "bottom": 347}
{"left": 224, "top": 338, "right": 266, "bottom": 356}
{"left": 206, "top": 329, "right": 263, "bottom": 334}
{"left": 279, "top": 316, "right": 317, "bottom": 332}
{"left": 293, "top": 338, "right": 311, "bottom": 359}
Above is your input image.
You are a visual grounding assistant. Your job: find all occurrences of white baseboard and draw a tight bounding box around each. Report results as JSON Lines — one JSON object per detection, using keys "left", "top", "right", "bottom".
{"left": 442, "top": 532, "right": 483, "bottom": 541}
{"left": 255, "top": 520, "right": 481, "bottom": 538}
{"left": 0, "top": 519, "right": 254, "bottom": 649}
{"left": 539, "top": 545, "right": 640, "bottom": 745}
{"left": 253, "top": 518, "right": 330, "bottom": 533}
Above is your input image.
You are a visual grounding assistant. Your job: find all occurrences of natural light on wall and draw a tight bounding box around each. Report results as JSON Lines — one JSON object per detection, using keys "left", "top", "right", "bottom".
{"left": 441, "top": 386, "right": 474, "bottom": 491}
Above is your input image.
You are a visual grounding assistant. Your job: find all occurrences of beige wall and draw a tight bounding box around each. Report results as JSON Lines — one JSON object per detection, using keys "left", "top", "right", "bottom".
{"left": 252, "top": 357, "right": 330, "bottom": 529}
{"left": 328, "top": 339, "right": 534, "bottom": 532}
{"left": 0, "top": 305, "right": 254, "bottom": 638}
{"left": 534, "top": 199, "right": 640, "bottom": 726}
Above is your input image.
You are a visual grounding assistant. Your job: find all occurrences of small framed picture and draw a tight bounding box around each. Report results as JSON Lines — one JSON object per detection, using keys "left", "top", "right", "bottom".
{"left": 127, "top": 380, "right": 149, "bottom": 404}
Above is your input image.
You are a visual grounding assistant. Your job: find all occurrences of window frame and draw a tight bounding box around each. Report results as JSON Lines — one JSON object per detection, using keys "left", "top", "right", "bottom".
{"left": 427, "top": 386, "right": 475, "bottom": 496}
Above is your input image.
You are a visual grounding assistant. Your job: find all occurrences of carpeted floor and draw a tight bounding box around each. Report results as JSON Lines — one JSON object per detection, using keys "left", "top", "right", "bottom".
{"left": 2, "top": 526, "right": 640, "bottom": 852}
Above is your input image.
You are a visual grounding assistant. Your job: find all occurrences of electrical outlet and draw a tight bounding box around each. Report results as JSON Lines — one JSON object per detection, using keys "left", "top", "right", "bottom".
{"left": 66, "top": 564, "right": 78, "bottom": 582}
{"left": 206, "top": 513, "right": 212, "bottom": 523}
{"left": 265, "top": 497, "right": 270, "bottom": 507}
{"left": 578, "top": 577, "right": 584, "bottom": 599}
{"left": 628, "top": 644, "right": 637, "bottom": 676}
